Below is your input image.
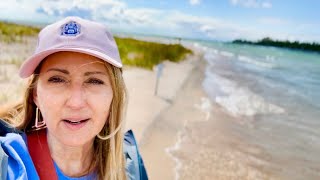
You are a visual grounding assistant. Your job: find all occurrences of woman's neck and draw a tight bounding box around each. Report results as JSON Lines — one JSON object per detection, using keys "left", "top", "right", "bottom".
{"left": 47, "top": 133, "right": 95, "bottom": 177}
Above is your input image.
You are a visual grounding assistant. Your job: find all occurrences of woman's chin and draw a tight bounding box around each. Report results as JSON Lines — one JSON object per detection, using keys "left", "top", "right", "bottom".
{"left": 60, "top": 136, "right": 94, "bottom": 147}
{"left": 50, "top": 129, "right": 95, "bottom": 147}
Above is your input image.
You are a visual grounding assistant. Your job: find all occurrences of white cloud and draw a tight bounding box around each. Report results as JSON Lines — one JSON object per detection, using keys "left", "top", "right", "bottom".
{"left": 230, "top": 0, "right": 272, "bottom": 9}
{"left": 164, "top": 11, "right": 261, "bottom": 41}
{"left": 1, "top": 0, "right": 319, "bottom": 42}
{"left": 189, "top": 0, "right": 201, "bottom": 5}
{"left": 37, "top": 0, "right": 126, "bottom": 19}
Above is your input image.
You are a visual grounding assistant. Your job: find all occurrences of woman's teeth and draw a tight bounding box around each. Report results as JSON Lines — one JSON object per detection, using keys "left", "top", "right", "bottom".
{"left": 69, "top": 121, "right": 81, "bottom": 124}
{"left": 63, "top": 119, "right": 89, "bottom": 124}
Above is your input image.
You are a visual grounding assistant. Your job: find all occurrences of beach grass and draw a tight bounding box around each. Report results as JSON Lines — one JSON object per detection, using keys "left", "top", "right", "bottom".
{"left": 1, "top": 21, "right": 192, "bottom": 69}
{"left": 115, "top": 37, "right": 192, "bottom": 69}
{"left": 0, "top": 21, "right": 40, "bottom": 43}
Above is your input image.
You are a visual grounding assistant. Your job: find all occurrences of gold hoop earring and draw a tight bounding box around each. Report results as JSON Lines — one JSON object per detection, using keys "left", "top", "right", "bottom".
{"left": 97, "top": 120, "right": 124, "bottom": 140}
{"left": 32, "top": 107, "right": 46, "bottom": 131}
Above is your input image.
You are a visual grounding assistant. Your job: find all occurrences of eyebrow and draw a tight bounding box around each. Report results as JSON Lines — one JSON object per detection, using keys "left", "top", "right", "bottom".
{"left": 47, "top": 68, "right": 69, "bottom": 74}
{"left": 46, "top": 68, "right": 107, "bottom": 76}
{"left": 84, "top": 71, "right": 107, "bottom": 76}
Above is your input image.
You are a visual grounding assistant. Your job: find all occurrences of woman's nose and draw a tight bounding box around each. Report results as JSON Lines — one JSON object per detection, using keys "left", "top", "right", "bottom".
{"left": 65, "top": 83, "right": 87, "bottom": 110}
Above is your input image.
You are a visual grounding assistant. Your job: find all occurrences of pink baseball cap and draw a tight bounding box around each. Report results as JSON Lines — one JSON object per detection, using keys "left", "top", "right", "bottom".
{"left": 19, "top": 16, "right": 122, "bottom": 78}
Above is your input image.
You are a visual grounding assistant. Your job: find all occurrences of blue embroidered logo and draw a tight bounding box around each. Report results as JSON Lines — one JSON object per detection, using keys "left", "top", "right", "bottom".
{"left": 61, "top": 21, "right": 81, "bottom": 36}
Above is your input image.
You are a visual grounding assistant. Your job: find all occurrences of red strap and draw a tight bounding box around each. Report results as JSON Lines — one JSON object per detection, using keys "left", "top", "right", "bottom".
{"left": 27, "top": 129, "right": 58, "bottom": 180}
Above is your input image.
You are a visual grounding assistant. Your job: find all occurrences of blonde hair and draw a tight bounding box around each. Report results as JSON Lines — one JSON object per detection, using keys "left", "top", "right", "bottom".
{"left": 0, "top": 57, "right": 128, "bottom": 180}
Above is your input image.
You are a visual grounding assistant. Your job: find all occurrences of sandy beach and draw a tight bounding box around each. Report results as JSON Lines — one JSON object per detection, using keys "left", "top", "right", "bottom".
{"left": 3, "top": 37, "right": 318, "bottom": 180}
{"left": 123, "top": 44, "right": 274, "bottom": 180}
{"left": 0, "top": 37, "right": 205, "bottom": 179}
{"left": 123, "top": 46, "right": 211, "bottom": 179}
{"left": 1, "top": 40, "right": 258, "bottom": 179}
{"left": 1, "top": 1, "right": 320, "bottom": 179}
{"left": 123, "top": 52, "right": 197, "bottom": 142}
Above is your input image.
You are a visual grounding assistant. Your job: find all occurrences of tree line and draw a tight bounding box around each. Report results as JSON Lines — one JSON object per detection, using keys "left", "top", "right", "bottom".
{"left": 233, "top": 37, "right": 320, "bottom": 53}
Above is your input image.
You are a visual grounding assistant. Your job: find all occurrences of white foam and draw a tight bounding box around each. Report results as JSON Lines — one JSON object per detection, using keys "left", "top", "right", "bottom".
{"left": 194, "top": 97, "right": 212, "bottom": 121}
{"left": 192, "top": 42, "right": 200, "bottom": 49}
{"left": 165, "top": 124, "right": 187, "bottom": 180}
{"left": 204, "top": 71, "right": 285, "bottom": 117}
{"left": 220, "top": 51, "right": 235, "bottom": 57}
{"left": 211, "top": 48, "right": 219, "bottom": 54}
{"left": 191, "top": 42, "right": 208, "bottom": 52}
{"left": 204, "top": 52, "right": 217, "bottom": 67}
{"left": 265, "top": 55, "right": 275, "bottom": 61}
{"left": 237, "top": 55, "right": 276, "bottom": 69}
{"left": 216, "top": 90, "right": 285, "bottom": 117}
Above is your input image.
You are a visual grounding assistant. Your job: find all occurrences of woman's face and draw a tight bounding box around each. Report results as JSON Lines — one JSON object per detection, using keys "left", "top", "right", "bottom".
{"left": 34, "top": 51, "right": 113, "bottom": 146}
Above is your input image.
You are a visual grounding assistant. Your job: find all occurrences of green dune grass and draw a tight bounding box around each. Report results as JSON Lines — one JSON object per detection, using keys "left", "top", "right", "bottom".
{"left": 115, "top": 37, "right": 192, "bottom": 69}
{"left": 0, "top": 21, "right": 40, "bottom": 43}
{"left": 0, "top": 21, "right": 192, "bottom": 69}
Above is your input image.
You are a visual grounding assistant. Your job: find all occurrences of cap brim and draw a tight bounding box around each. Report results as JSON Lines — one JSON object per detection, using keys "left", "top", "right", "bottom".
{"left": 19, "top": 47, "right": 122, "bottom": 78}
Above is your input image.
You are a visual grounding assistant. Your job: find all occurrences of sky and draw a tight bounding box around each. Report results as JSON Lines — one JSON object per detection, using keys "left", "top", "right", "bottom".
{"left": 0, "top": 0, "right": 319, "bottom": 42}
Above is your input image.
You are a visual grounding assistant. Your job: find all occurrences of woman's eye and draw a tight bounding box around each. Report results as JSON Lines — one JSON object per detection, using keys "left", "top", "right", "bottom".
{"left": 48, "top": 76, "right": 66, "bottom": 83}
{"left": 86, "top": 78, "right": 104, "bottom": 85}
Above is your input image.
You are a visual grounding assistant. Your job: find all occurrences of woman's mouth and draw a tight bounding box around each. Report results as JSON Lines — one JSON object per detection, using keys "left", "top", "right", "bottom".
{"left": 63, "top": 118, "right": 90, "bottom": 130}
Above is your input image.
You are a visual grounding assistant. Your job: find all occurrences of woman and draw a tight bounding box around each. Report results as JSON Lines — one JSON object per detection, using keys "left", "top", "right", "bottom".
{"left": 0, "top": 16, "right": 147, "bottom": 179}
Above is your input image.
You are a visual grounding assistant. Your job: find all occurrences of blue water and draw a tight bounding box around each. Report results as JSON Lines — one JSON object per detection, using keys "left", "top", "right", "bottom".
{"left": 193, "top": 41, "right": 320, "bottom": 179}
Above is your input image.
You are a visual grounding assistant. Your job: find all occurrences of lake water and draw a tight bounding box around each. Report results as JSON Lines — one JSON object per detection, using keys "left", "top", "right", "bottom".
{"left": 174, "top": 40, "right": 320, "bottom": 179}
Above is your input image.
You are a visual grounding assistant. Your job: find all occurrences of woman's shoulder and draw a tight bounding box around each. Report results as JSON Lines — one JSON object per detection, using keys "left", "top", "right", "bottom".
{"left": 0, "top": 119, "right": 22, "bottom": 136}
{"left": 0, "top": 119, "right": 39, "bottom": 180}
{"left": 0, "top": 119, "right": 26, "bottom": 152}
{"left": 123, "top": 129, "right": 148, "bottom": 180}
{"left": 0, "top": 119, "right": 26, "bottom": 148}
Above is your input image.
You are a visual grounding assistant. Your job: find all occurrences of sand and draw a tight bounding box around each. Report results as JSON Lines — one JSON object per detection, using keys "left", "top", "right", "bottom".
{"left": 123, "top": 53, "right": 197, "bottom": 142}
{"left": 123, "top": 44, "right": 271, "bottom": 180}
{"left": 2, "top": 36, "right": 319, "bottom": 180}
{"left": 122, "top": 45, "right": 209, "bottom": 179}
{"left": 0, "top": 38, "right": 205, "bottom": 179}
{"left": 0, "top": 37, "right": 235, "bottom": 179}
{"left": 0, "top": 38, "right": 35, "bottom": 105}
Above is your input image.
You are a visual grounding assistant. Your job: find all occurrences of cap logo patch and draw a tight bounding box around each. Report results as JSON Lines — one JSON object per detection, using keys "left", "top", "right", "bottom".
{"left": 61, "top": 21, "right": 81, "bottom": 36}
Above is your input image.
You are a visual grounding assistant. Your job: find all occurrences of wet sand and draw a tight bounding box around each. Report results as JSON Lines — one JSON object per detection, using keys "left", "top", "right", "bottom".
{"left": 138, "top": 71, "right": 205, "bottom": 179}
{"left": 131, "top": 48, "right": 209, "bottom": 180}
{"left": 129, "top": 46, "right": 274, "bottom": 180}
{"left": 121, "top": 44, "right": 202, "bottom": 179}
{"left": 132, "top": 44, "right": 320, "bottom": 179}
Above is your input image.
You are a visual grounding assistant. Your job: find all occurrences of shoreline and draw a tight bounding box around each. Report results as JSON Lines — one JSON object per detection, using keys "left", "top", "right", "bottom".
{"left": 133, "top": 45, "right": 272, "bottom": 179}
{"left": 0, "top": 35, "right": 204, "bottom": 179}
{"left": 127, "top": 43, "right": 275, "bottom": 180}
{"left": 2, "top": 35, "right": 319, "bottom": 179}
{"left": 125, "top": 47, "right": 208, "bottom": 179}
{"left": 123, "top": 48, "right": 199, "bottom": 143}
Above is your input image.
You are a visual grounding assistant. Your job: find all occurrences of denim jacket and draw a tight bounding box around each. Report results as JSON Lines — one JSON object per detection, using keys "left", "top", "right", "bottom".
{"left": 0, "top": 120, "right": 148, "bottom": 180}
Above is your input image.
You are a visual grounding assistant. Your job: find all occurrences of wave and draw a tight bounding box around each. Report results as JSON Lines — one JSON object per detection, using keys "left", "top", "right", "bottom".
{"left": 220, "top": 51, "right": 235, "bottom": 57}
{"left": 202, "top": 47, "right": 277, "bottom": 70}
{"left": 203, "top": 71, "right": 285, "bottom": 117}
{"left": 165, "top": 125, "right": 187, "bottom": 180}
{"left": 237, "top": 55, "right": 277, "bottom": 69}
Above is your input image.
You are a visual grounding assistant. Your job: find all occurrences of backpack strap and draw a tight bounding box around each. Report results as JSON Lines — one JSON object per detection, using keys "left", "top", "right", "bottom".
{"left": 27, "top": 129, "right": 58, "bottom": 180}
{"left": 124, "top": 130, "right": 148, "bottom": 180}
